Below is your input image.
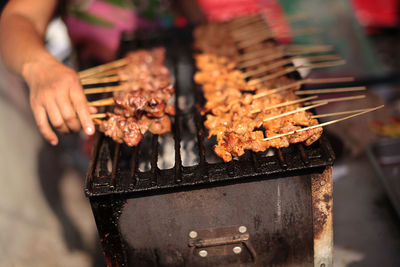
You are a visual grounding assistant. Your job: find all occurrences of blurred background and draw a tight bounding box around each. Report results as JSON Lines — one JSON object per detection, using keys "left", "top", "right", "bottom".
{"left": 1, "top": 0, "right": 400, "bottom": 266}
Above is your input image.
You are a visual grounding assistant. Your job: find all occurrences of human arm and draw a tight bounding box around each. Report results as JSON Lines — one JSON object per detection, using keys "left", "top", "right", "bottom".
{"left": 0, "top": 0, "right": 95, "bottom": 145}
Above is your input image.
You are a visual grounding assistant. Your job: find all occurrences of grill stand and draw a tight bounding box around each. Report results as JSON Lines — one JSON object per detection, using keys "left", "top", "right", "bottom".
{"left": 312, "top": 167, "right": 333, "bottom": 267}
{"left": 89, "top": 167, "right": 333, "bottom": 267}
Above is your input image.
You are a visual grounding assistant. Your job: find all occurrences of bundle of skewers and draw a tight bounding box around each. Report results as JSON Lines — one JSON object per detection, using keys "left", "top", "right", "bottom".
{"left": 193, "top": 14, "right": 383, "bottom": 162}
{"left": 80, "top": 47, "right": 176, "bottom": 146}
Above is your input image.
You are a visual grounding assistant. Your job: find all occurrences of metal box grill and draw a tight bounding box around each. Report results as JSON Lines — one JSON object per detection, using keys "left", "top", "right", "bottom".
{"left": 85, "top": 27, "right": 335, "bottom": 267}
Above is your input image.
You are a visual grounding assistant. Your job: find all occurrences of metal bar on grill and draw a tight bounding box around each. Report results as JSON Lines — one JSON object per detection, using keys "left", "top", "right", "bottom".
{"left": 150, "top": 135, "right": 159, "bottom": 186}
{"left": 130, "top": 146, "right": 139, "bottom": 187}
{"left": 276, "top": 148, "right": 288, "bottom": 169}
{"left": 297, "top": 143, "right": 310, "bottom": 165}
{"left": 111, "top": 143, "right": 121, "bottom": 186}
{"left": 174, "top": 115, "right": 183, "bottom": 183}
{"left": 173, "top": 60, "right": 183, "bottom": 183}
{"left": 251, "top": 152, "right": 259, "bottom": 171}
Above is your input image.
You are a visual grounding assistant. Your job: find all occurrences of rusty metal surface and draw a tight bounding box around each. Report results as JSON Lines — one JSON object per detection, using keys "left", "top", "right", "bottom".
{"left": 311, "top": 167, "right": 333, "bottom": 267}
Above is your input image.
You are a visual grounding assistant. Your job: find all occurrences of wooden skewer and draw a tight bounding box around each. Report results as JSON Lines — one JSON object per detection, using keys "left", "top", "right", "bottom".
{"left": 236, "top": 27, "right": 321, "bottom": 50}
{"left": 91, "top": 113, "right": 107, "bottom": 119}
{"left": 263, "top": 105, "right": 385, "bottom": 141}
{"left": 295, "top": 86, "right": 366, "bottom": 95}
{"left": 92, "top": 118, "right": 103, "bottom": 125}
{"left": 231, "top": 25, "right": 270, "bottom": 39}
{"left": 88, "top": 97, "right": 114, "bottom": 107}
{"left": 248, "top": 60, "right": 346, "bottom": 85}
{"left": 229, "top": 15, "right": 264, "bottom": 29}
{"left": 250, "top": 96, "right": 318, "bottom": 114}
{"left": 233, "top": 29, "right": 272, "bottom": 42}
{"left": 253, "top": 77, "right": 355, "bottom": 98}
{"left": 312, "top": 108, "right": 373, "bottom": 119}
{"left": 243, "top": 54, "right": 341, "bottom": 79}
{"left": 78, "top": 58, "right": 127, "bottom": 79}
{"left": 305, "top": 94, "right": 366, "bottom": 105}
{"left": 253, "top": 81, "right": 302, "bottom": 98}
{"left": 84, "top": 85, "right": 125, "bottom": 95}
{"left": 84, "top": 68, "right": 120, "bottom": 79}
{"left": 238, "top": 48, "right": 336, "bottom": 69}
{"left": 80, "top": 75, "right": 127, "bottom": 86}
{"left": 230, "top": 13, "right": 262, "bottom": 24}
{"left": 263, "top": 102, "right": 328, "bottom": 122}
{"left": 236, "top": 32, "right": 276, "bottom": 48}
{"left": 238, "top": 45, "right": 333, "bottom": 63}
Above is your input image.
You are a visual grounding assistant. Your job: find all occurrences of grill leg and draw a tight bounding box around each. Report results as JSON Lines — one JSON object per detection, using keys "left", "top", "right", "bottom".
{"left": 311, "top": 167, "right": 333, "bottom": 267}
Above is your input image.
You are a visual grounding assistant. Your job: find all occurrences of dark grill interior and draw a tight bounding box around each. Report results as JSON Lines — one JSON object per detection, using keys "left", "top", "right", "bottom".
{"left": 85, "top": 27, "right": 335, "bottom": 197}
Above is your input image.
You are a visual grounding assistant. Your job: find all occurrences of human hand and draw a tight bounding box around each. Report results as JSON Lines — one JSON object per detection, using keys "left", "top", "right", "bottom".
{"left": 23, "top": 55, "right": 96, "bottom": 145}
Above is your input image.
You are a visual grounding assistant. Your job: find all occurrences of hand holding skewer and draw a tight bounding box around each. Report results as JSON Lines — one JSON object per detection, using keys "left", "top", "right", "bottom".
{"left": 24, "top": 56, "right": 96, "bottom": 145}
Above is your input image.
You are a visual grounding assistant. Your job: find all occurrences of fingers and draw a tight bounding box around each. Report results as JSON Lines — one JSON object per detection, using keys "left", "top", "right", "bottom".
{"left": 89, "top": 106, "right": 98, "bottom": 114}
{"left": 31, "top": 103, "right": 58, "bottom": 145}
{"left": 56, "top": 90, "right": 81, "bottom": 132}
{"left": 70, "top": 87, "right": 95, "bottom": 136}
{"left": 45, "top": 100, "right": 70, "bottom": 134}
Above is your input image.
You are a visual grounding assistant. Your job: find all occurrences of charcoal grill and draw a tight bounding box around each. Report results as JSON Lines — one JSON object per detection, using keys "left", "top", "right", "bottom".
{"left": 85, "top": 27, "right": 335, "bottom": 267}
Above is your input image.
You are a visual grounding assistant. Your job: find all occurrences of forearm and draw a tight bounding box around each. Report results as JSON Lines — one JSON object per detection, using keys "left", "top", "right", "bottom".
{"left": 0, "top": 0, "right": 94, "bottom": 145}
{"left": 0, "top": 13, "right": 55, "bottom": 79}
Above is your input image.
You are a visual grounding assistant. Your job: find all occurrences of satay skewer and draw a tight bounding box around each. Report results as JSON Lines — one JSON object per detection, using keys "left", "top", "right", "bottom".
{"left": 250, "top": 96, "right": 317, "bottom": 114}
{"left": 78, "top": 58, "right": 127, "bottom": 79}
{"left": 83, "top": 68, "right": 120, "bottom": 79}
{"left": 236, "top": 27, "right": 321, "bottom": 49}
{"left": 229, "top": 15, "right": 265, "bottom": 29}
{"left": 238, "top": 45, "right": 333, "bottom": 62}
{"left": 231, "top": 25, "right": 271, "bottom": 39}
{"left": 91, "top": 113, "right": 107, "bottom": 119}
{"left": 238, "top": 48, "right": 336, "bottom": 69}
{"left": 311, "top": 108, "right": 373, "bottom": 119}
{"left": 88, "top": 97, "right": 114, "bottom": 107}
{"left": 80, "top": 75, "right": 127, "bottom": 86}
{"left": 248, "top": 60, "right": 346, "bottom": 85}
{"left": 262, "top": 102, "right": 328, "bottom": 122}
{"left": 305, "top": 94, "right": 366, "bottom": 105}
{"left": 242, "top": 54, "right": 341, "bottom": 78}
{"left": 92, "top": 118, "right": 103, "bottom": 125}
{"left": 84, "top": 85, "right": 125, "bottom": 95}
{"left": 263, "top": 105, "right": 384, "bottom": 141}
{"left": 295, "top": 86, "right": 366, "bottom": 95}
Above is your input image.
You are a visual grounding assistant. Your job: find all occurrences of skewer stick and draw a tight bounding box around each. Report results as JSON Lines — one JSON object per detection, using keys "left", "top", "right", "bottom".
{"left": 243, "top": 54, "right": 341, "bottom": 79}
{"left": 238, "top": 48, "right": 335, "bottom": 68}
{"left": 91, "top": 113, "right": 107, "bottom": 119}
{"left": 229, "top": 15, "right": 264, "bottom": 29}
{"left": 253, "top": 77, "right": 355, "bottom": 98}
{"left": 305, "top": 94, "right": 366, "bottom": 105}
{"left": 231, "top": 26, "right": 271, "bottom": 39}
{"left": 78, "top": 58, "right": 127, "bottom": 79}
{"left": 263, "top": 105, "right": 384, "bottom": 141}
{"left": 84, "top": 68, "right": 120, "bottom": 79}
{"left": 295, "top": 86, "right": 366, "bottom": 95}
{"left": 236, "top": 27, "right": 321, "bottom": 49}
{"left": 263, "top": 102, "right": 328, "bottom": 122}
{"left": 88, "top": 97, "right": 114, "bottom": 107}
{"left": 312, "top": 108, "right": 372, "bottom": 119}
{"left": 80, "top": 75, "right": 126, "bottom": 86}
{"left": 248, "top": 60, "right": 346, "bottom": 85}
{"left": 92, "top": 118, "right": 103, "bottom": 125}
{"left": 250, "top": 96, "right": 317, "bottom": 114}
{"left": 230, "top": 13, "right": 262, "bottom": 24}
{"left": 236, "top": 32, "right": 275, "bottom": 48}
{"left": 238, "top": 45, "right": 333, "bottom": 62}
{"left": 84, "top": 85, "right": 125, "bottom": 95}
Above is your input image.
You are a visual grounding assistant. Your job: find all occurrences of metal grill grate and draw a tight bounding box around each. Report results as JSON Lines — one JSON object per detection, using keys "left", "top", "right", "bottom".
{"left": 85, "top": 28, "right": 335, "bottom": 197}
